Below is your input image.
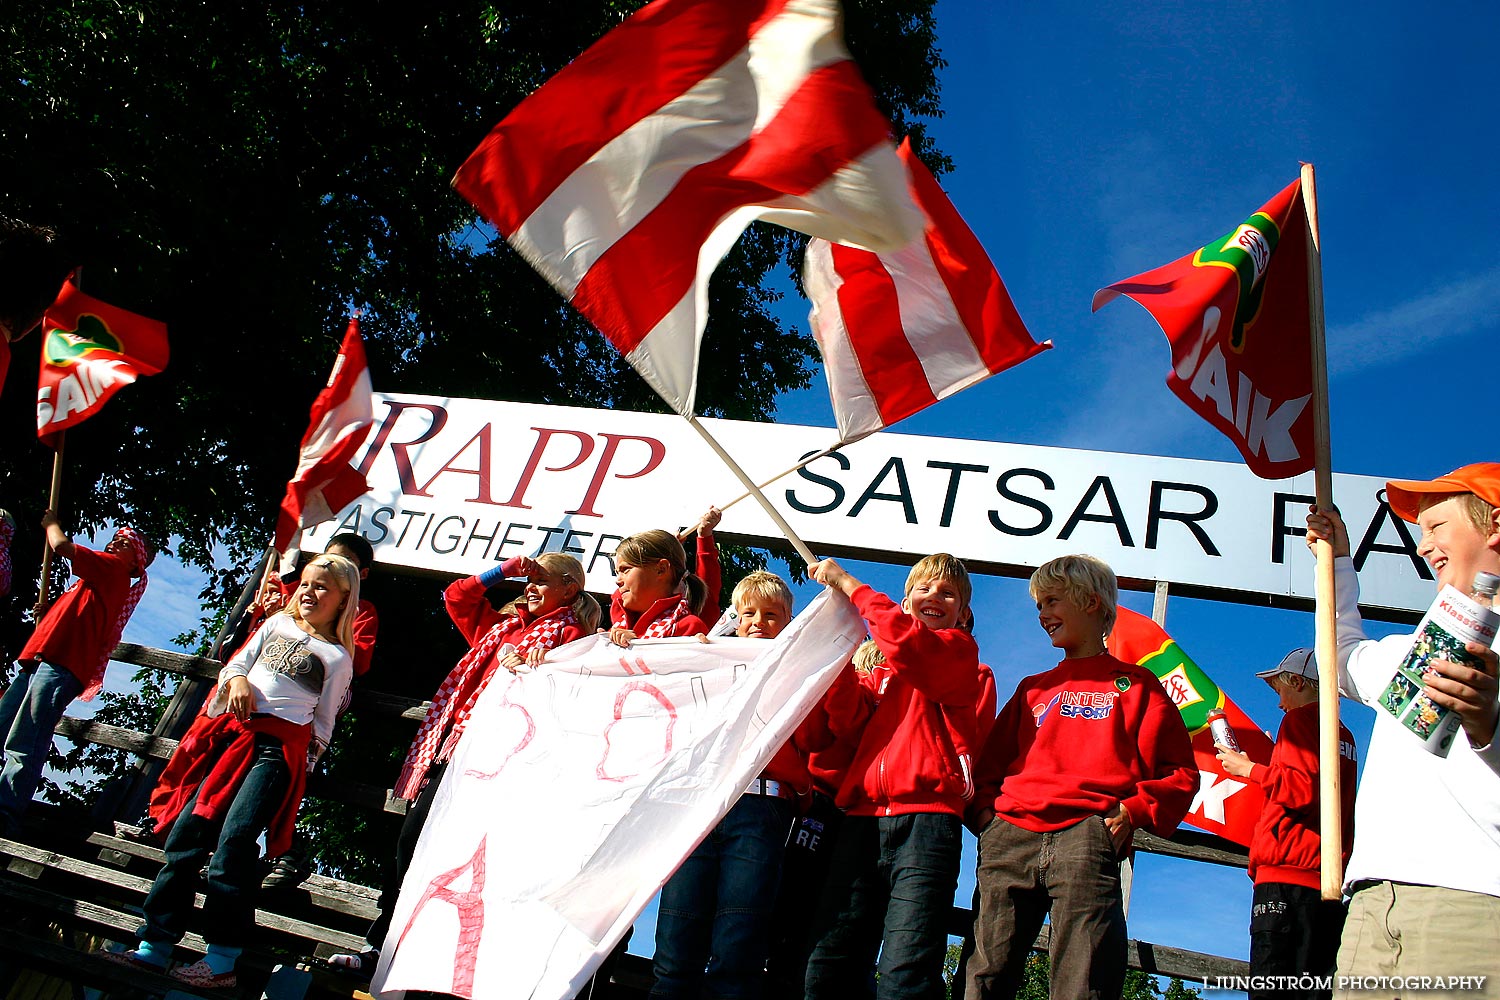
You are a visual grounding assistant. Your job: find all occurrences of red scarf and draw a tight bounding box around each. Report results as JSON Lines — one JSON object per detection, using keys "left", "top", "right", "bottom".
{"left": 149, "top": 712, "right": 311, "bottom": 858}
{"left": 394, "top": 604, "right": 579, "bottom": 800}
{"left": 610, "top": 591, "right": 692, "bottom": 638}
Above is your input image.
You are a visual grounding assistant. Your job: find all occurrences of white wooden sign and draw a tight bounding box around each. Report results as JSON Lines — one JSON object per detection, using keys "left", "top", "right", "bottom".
{"left": 304, "top": 392, "right": 1436, "bottom": 618}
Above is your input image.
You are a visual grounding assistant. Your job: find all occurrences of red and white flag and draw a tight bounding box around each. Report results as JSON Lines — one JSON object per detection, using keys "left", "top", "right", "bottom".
{"left": 274, "top": 318, "right": 374, "bottom": 557}
{"left": 805, "top": 140, "right": 1050, "bottom": 443}
{"left": 452, "top": 0, "right": 922, "bottom": 417}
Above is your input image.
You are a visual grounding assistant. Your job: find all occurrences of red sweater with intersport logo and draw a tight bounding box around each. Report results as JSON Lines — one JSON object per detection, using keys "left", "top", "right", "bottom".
{"left": 975, "top": 653, "right": 1198, "bottom": 836}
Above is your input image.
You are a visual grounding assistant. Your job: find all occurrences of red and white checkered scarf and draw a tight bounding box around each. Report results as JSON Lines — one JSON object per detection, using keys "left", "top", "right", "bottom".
{"left": 610, "top": 590, "right": 693, "bottom": 638}
{"left": 394, "top": 604, "right": 578, "bottom": 800}
{"left": 0, "top": 514, "right": 13, "bottom": 598}
{"left": 79, "top": 527, "right": 150, "bottom": 701}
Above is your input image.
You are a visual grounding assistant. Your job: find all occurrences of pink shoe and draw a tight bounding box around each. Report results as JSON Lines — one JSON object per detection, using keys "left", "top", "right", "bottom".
{"left": 92, "top": 948, "right": 166, "bottom": 972}
{"left": 169, "top": 959, "right": 237, "bottom": 989}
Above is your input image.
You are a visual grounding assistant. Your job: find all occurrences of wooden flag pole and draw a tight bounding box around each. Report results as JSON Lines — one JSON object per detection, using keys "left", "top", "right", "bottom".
{"left": 709, "top": 442, "right": 845, "bottom": 516}
{"left": 35, "top": 430, "right": 66, "bottom": 612}
{"left": 685, "top": 415, "right": 817, "bottom": 566}
{"left": 676, "top": 442, "right": 848, "bottom": 540}
{"left": 1302, "top": 161, "right": 1343, "bottom": 901}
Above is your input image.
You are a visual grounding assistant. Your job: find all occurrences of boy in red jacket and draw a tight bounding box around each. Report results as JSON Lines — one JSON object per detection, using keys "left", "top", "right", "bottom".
{"left": 804, "top": 553, "right": 980, "bottom": 1000}
{"left": 963, "top": 554, "right": 1196, "bottom": 1000}
{"left": 1215, "top": 648, "right": 1356, "bottom": 1000}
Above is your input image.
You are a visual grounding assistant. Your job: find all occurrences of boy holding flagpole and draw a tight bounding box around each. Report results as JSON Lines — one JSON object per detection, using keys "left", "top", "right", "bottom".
{"left": 1307, "top": 467, "right": 1500, "bottom": 994}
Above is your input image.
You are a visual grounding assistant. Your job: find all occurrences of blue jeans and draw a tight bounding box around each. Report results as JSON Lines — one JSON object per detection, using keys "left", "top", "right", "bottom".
{"left": 139, "top": 733, "right": 290, "bottom": 948}
{"left": 805, "top": 812, "right": 962, "bottom": 1000}
{"left": 651, "top": 792, "right": 796, "bottom": 1000}
{"left": 0, "top": 661, "right": 83, "bottom": 836}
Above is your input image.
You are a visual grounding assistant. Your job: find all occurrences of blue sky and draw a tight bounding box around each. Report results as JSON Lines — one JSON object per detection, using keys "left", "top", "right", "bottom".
{"left": 59, "top": 0, "right": 1498, "bottom": 984}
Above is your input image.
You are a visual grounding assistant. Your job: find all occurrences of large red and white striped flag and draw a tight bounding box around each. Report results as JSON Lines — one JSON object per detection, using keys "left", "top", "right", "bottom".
{"left": 274, "top": 318, "right": 374, "bottom": 557}
{"left": 804, "top": 140, "right": 1050, "bottom": 443}
{"left": 452, "top": 0, "right": 921, "bottom": 417}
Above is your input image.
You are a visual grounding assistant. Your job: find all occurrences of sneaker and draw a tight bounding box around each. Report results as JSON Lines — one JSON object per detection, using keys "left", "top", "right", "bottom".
{"left": 326, "top": 948, "right": 379, "bottom": 979}
{"left": 261, "top": 853, "right": 306, "bottom": 890}
{"left": 170, "top": 959, "right": 237, "bottom": 989}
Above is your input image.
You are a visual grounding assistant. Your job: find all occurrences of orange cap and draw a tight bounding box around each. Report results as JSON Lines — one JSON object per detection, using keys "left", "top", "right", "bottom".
{"left": 1385, "top": 463, "right": 1500, "bottom": 524}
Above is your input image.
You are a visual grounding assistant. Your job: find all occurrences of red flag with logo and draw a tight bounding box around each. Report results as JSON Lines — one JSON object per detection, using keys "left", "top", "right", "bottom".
{"left": 452, "top": 0, "right": 922, "bottom": 418}
{"left": 804, "top": 140, "right": 1050, "bottom": 443}
{"left": 1092, "top": 178, "right": 1313, "bottom": 479}
{"left": 37, "top": 281, "right": 169, "bottom": 444}
{"left": 274, "top": 318, "right": 374, "bottom": 556}
{"left": 1108, "top": 606, "right": 1273, "bottom": 846}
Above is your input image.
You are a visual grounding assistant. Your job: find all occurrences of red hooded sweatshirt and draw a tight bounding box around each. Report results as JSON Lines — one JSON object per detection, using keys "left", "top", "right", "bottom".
{"left": 834, "top": 585, "right": 980, "bottom": 817}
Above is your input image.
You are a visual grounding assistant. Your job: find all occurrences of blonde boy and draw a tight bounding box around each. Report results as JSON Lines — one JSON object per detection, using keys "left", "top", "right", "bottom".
{"left": 1307, "top": 464, "right": 1500, "bottom": 994}
{"left": 650, "top": 569, "right": 801, "bottom": 1000}
{"left": 964, "top": 555, "right": 1196, "bottom": 1000}
{"left": 804, "top": 554, "right": 980, "bottom": 1000}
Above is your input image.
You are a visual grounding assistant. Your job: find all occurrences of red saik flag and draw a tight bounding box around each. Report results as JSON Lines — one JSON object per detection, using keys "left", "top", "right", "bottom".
{"left": 37, "top": 281, "right": 169, "bottom": 442}
{"left": 452, "top": 0, "right": 921, "bottom": 418}
{"left": 274, "top": 318, "right": 374, "bottom": 557}
{"left": 1107, "top": 606, "right": 1274, "bottom": 846}
{"left": 1092, "top": 178, "right": 1313, "bottom": 479}
{"left": 804, "top": 140, "right": 1050, "bottom": 443}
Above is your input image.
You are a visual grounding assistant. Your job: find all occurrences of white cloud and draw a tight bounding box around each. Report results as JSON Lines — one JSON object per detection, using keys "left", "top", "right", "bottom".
{"left": 1327, "top": 265, "right": 1500, "bottom": 378}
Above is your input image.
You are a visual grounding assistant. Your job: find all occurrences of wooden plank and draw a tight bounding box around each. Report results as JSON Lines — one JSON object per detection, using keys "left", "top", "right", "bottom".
{"left": 0, "top": 931, "right": 220, "bottom": 1000}
{"left": 54, "top": 716, "right": 179, "bottom": 759}
{"left": 1134, "top": 828, "right": 1250, "bottom": 869}
{"left": 0, "top": 837, "right": 366, "bottom": 952}
{"left": 0, "top": 872, "right": 209, "bottom": 952}
{"left": 352, "top": 689, "right": 431, "bottom": 723}
{"left": 109, "top": 643, "right": 221, "bottom": 680}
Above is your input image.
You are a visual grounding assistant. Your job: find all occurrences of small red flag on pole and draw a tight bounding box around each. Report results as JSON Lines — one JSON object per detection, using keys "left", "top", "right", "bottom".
{"left": 274, "top": 317, "right": 375, "bottom": 559}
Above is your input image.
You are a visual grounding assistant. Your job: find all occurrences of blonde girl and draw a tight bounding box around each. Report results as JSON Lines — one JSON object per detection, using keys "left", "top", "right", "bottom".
{"left": 101, "top": 554, "right": 359, "bottom": 988}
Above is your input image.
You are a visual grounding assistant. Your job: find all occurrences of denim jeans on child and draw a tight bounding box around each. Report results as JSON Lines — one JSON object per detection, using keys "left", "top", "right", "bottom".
{"left": 139, "top": 733, "right": 290, "bottom": 948}
{"left": 0, "top": 661, "right": 84, "bottom": 836}
{"left": 650, "top": 791, "right": 796, "bottom": 1000}
{"left": 805, "top": 812, "right": 962, "bottom": 1000}
{"left": 963, "top": 814, "right": 1128, "bottom": 1000}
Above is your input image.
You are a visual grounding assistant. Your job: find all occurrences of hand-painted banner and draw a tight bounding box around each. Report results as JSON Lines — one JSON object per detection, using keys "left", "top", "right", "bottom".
{"left": 1108, "top": 606, "right": 1274, "bottom": 845}
{"left": 370, "top": 590, "right": 865, "bottom": 1000}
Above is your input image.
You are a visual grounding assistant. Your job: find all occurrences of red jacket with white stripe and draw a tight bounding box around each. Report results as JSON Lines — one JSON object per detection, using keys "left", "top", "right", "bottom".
{"left": 834, "top": 585, "right": 980, "bottom": 817}
{"left": 1246, "top": 702, "right": 1357, "bottom": 889}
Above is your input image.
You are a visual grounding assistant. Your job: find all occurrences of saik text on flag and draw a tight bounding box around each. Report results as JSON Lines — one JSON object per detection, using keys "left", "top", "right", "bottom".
{"left": 805, "top": 139, "right": 1049, "bottom": 444}
{"left": 274, "top": 318, "right": 374, "bottom": 558}
{"left": 1092, "top": 178, "right": 1314, "bottom": 479}
{"left": 452, "top": 0, "right": 921, "bottom": 418}
{"left": 37, "top": 280, "right": 169, "bottom": 443}
{"left": 1107, "top": 606, "right": 1274, "bottom": 846}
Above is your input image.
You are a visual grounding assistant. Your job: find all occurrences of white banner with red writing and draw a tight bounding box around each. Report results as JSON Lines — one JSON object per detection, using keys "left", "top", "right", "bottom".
{"left": 370, "top": 590, "right": 865, "bottom": 1000}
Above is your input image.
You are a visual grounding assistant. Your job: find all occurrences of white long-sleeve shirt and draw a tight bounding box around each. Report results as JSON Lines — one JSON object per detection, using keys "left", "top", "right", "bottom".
{"left": 211, "top": 613, "right": 352, "bottom": 759}
{"left": 1332, "top": 556, "right": 1500, "bottom": 896}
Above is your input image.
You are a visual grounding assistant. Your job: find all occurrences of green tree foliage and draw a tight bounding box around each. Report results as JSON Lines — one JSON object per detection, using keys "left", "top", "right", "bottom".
{"left": 0, "top": 1, "right": 948, "bottom": 873}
